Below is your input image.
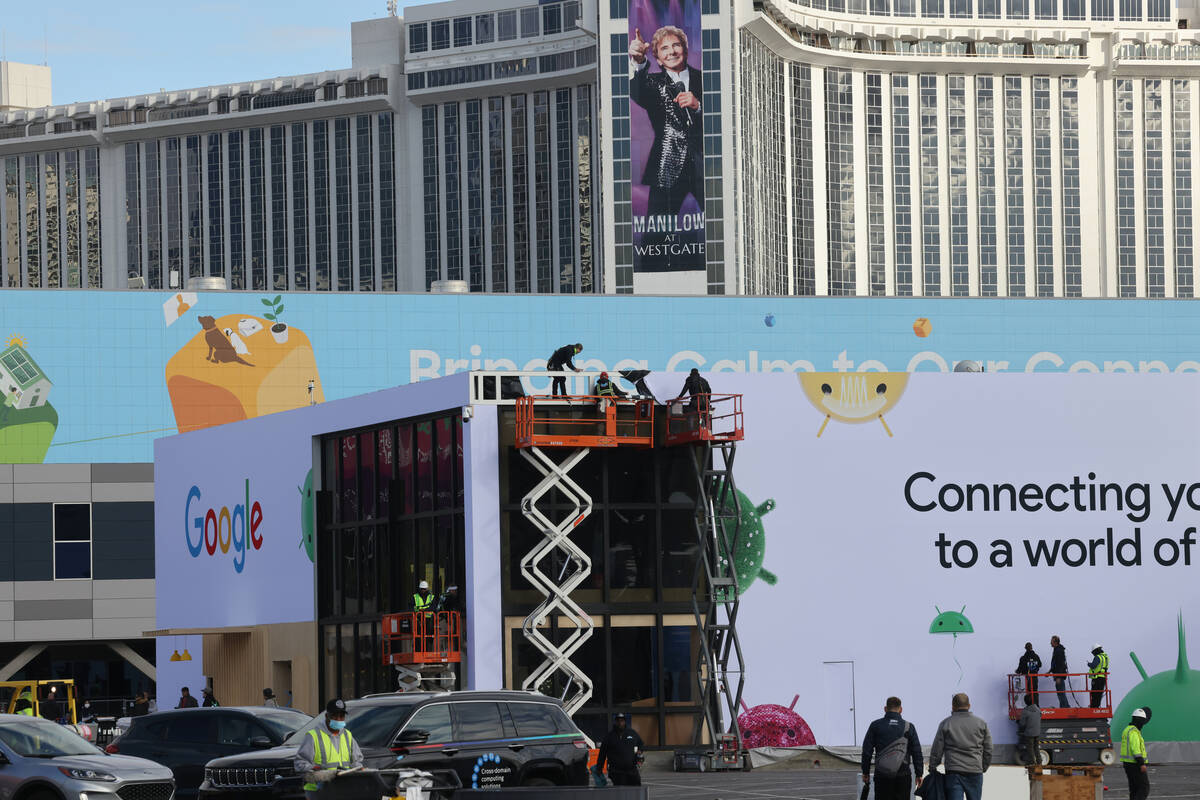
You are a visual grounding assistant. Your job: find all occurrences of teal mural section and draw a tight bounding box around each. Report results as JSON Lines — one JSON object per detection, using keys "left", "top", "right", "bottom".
{"left": 7, "top": 290, "right": 1200, "bottom": 462}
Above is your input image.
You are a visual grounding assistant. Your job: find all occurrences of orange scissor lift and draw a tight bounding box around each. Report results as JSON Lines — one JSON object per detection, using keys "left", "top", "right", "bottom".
{"left": 382, "top": 610, "right": 463, "bottom": 691}
{"left": 515, "top": 392, "right": 750, "bottom": 771}
{"left": 1007, "top": 672, "right": 1114, "bottom": 766}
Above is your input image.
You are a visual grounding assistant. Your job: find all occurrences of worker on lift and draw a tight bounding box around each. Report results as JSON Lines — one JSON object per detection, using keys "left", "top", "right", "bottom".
{"left": 1088, "top": 643, "right": 1109, "bottom": 708}
{"left": 1015, "top": 642, "right": 1042, "bottom": 698}
{"left": 546, "top": 343, "right": 583, "bottom": 397}
{"left": 14, "top": 689, "right": 33, "bottom": 716}
{"left": 412, "top": 580, "right": 434, "bottom": 612}
{"left": 593, "top": 371, "right": 627, "bottom": 411}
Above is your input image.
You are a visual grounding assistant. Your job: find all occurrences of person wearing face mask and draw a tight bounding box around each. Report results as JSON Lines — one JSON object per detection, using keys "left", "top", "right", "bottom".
{"left": 295, "top": 698, "right": 363, "bottom": 798}
{"left": 1121, "top": 707, "right": 1152, "bottom": 800}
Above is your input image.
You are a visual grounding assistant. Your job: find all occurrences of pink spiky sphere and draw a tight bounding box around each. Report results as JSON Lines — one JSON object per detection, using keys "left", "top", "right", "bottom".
{"left": 738, "top": 695, "right": 816, "bottom": 748}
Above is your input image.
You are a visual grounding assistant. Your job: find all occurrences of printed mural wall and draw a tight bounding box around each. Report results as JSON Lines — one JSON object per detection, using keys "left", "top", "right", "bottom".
{"left": 8, "top": 291, "right": 1200, "bottom": 463}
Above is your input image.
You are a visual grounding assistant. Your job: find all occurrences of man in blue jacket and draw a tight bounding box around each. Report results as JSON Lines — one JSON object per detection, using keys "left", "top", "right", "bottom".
{"left": 862, "top": 696, "right": 923, "bottom": 800}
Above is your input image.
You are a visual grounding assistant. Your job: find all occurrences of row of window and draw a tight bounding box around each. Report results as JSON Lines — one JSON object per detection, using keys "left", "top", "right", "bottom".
{"left": 1, "top": 151, "right": 101, "bottom": 289}
{"left": 788, "top": 0, "right": 1169, "bottom": 22}
{"left": 123, "top": 114, "right": 397, "bottom": 292}
{"left": 421, "top": 90, "right": 598, "bottom": 294}
{"left": 408, "top": 1, "right": 582, "bottom": 54}
{"left": 406, "top": 46, "right": 598, "bottom": 92}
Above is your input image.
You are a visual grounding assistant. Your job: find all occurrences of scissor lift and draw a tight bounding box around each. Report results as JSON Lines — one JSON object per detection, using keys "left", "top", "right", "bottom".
{"left": 1007, "top": 672, "right": 1114, "bottom": 766}
{"left": 665, "top": 395, "right": 748, "bottom": 771}
{"left": 513, "top": 395, "right": 654, "bottom": 715}
{"left": 382, "top": 611, "right": 463, "bottom": 691}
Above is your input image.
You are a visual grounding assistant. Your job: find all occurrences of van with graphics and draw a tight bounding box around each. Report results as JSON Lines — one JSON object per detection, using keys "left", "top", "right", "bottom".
{"left": 198, "top": 690, "right": 589, "bottom": 797}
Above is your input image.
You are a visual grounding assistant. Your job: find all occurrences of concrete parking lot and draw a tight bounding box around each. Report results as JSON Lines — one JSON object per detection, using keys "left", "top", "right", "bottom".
{"left": 642, "top": 764, "right": 1200, "bottom": 799}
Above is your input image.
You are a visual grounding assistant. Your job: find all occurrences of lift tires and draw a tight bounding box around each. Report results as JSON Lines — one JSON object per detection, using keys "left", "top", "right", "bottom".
{"left": 1038, "top": 749, "right": 1051, "bottom": 766}
{"left": 1099, "top": 748, "right": 1116, "bottom": 766}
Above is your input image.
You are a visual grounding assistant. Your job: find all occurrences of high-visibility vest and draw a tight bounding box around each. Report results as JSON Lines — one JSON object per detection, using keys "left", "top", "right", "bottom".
{"left": 596, "top": 380, "right": 618, "bottom": 397}
{"left": 16, "top": 691, "right": 33, "bottom": 715}
{"left": 1090, "top": 652, "right": 1109, "bottom": 678}
{"left": 1120, "top": 724, "right": 1147, "bottom": 764}
{"left": 302, "top": 728, "right": 355, "bottom": 791}
{"left": 413, "top": 592, "right": 433, "bottom": 611}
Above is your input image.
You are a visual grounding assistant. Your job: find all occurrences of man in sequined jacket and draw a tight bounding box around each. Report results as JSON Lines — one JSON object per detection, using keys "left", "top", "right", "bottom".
{"left": 628, "top": 25, "right": 704, "bottom": 218}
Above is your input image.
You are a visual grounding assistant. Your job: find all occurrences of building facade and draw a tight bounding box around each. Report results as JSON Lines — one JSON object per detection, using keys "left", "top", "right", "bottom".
{"left": 3, "top": 1, "right": 1200, "bottom": 292}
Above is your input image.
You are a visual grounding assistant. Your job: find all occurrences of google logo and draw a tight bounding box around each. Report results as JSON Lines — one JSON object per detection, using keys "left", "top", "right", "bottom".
{"left": 184, "top": 479, "right": 264, "bottom": 573}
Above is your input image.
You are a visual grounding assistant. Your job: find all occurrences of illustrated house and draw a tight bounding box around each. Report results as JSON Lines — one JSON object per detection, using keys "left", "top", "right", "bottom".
{"left": 0, "top": 343, "right": 52, "bottom": 410}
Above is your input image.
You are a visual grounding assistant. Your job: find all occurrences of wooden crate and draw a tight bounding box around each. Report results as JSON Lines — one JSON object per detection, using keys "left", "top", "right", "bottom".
{"left": 1028, "top": 765, "right": 1104, "bottom": 800}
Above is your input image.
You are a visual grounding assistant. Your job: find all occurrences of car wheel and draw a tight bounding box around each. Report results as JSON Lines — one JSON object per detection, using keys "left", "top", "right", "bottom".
{"left": 23, "top": 790, "right": 62, "bottom": 800}
{"left": 522, "top": 777, "right": 555, "bottom": 787}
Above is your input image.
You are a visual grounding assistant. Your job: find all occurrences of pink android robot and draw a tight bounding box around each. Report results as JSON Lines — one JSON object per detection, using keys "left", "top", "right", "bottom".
{"left": 737, "top": 695, "right": 816, "bottom": 748}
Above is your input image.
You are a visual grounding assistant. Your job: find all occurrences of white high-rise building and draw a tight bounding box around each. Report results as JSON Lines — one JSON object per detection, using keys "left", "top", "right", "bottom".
{"left": 2, "top": 0, "right": 1199, "bottom": 296}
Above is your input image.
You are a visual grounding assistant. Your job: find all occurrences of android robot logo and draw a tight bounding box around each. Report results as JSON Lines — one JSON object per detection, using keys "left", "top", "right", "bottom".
{"left": 797, "top": 372, "right": 910, "bottom": 438}
{"left": 737, "top": 695, "right": 816, "bottom": 748}
{"left": 930, "top": 606, "right": 974, "bottom": 686}
{"left": 1113, "top": 612, "right": 1200, "bottom": 741}
{"left": 715, "top": 489, "right": 777, "bottom": 600}
{"left": 299, "top": 469, "right": 315, "bottom": 563}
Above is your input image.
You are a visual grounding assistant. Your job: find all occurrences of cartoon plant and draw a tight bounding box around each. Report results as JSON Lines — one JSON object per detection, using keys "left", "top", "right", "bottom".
{"left": 261, "top": 295, "right": 289, "bottom": 343}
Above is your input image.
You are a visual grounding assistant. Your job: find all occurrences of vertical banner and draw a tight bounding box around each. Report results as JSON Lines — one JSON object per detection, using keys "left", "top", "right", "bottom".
{"left": 628, "top": 0, "right": 705, "bottom": 275}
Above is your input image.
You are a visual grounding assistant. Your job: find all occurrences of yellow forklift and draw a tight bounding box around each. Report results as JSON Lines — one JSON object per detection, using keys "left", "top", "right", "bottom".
{"left": 0, "top": 679, "right": 78, "bottom": 723}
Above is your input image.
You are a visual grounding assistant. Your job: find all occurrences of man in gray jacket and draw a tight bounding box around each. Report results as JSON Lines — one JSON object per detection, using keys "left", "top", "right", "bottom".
{"left": 929, "top": 693, "right": 992, "bottom": 800}
{"left": 1017, "top": 693, "right": 1042, "bottom": 766}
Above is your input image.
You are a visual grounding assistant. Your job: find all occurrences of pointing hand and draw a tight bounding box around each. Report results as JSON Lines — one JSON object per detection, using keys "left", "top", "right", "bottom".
{"left": 629, "top": 27, "right": 650, "bottom": 63}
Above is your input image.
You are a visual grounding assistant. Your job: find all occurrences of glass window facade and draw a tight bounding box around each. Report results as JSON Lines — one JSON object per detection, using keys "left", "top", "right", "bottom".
{"left": 186, "top": 135, "right": 202, "bottom": 279}
{"left": 948, "top": 76, "right": 969, "bottom": 297}
{"left": 356, "top": 115, "right": 374, "bottom": 292}
{"left": 292, "top": 123, "right": 310, "bottom": 291}
{"left": 249, "top": 128, "right": 266, "bottom": 290}
{"left": 1115, "top": 80, "right": 1136, "bottom": 297}
{"left": 512, "top": 95, "right": 531, "bottom": 293}
{"left": 466, "top": 100, "right": 484, "bottom": 292}
{"left": 207, "top": 133, "right": 223, "bottom": 279}
{"left": 334, "top": 118, "right": 352, "bottom": 291}
{"left": 444, "top": 103, "right": 462, "bottom": 283}
{"left": 422, "top": 107, "right": 440, "bottom": 291}
{"left": 866, "top": 73, "right": 886, "bottom": 296}
{"left": 1174, "top": 80, "right": 1193, "bottom": 298}
{"left": 1061, "top": 79, "right": 1082, "bottom": 297}
{"left": 976, "top": 77, "right": 998, "bottom": 296}
{"left": 488, "top": 98, "right": 507, "bottom": 293}
{"left": 791, "top": 63, "right": 815, "bottom": 296}
{"left": 534, "top": 91, "right": 552, "bottom": 292}
{"left": 1144, "top": 80, "right": 1165, "bottom": 298}
{"left": 1004, "top": 76, "right": 1026, "bottom": 296}
{"left": 892, "top": 75, "right": 914, "bottom": 296}
{"left": 555, "top": 88, "right": 575, "bottom": 293}
{"left": 317, "top": 414, "right": 466, "bottom": 701}
{"left": 919, "top": 74, "right": 940, "bottom": 297}
{"left": 379, "top": 113, "right": 395, "bottom": 292}
{"left": 1033, "top": 77, "right": 1054, "bottom": 297}
{"left": 825, "top": 68, "right": 855, "bottom": 295}
{"left": 270, "top": 126, "right": 288, "bottom": 290}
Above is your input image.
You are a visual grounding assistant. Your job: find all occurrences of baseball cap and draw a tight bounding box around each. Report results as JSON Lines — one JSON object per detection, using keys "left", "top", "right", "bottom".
{"left": 419, "top": 580, "right": 429, "bottom": 590}
{"left": 326, "top": 698, "right": 348, "bottom": 716}
{"left": 1132, "top": 708, "right": 1148, "bottom": 719}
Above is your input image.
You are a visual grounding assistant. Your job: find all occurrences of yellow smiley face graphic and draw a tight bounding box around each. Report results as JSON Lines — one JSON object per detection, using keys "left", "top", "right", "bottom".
{"left": 798, "top": 372, "right": 910, "bottom": 437}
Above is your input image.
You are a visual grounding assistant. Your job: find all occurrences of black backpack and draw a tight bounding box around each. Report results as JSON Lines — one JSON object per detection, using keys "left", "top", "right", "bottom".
{"left": 875, "top": 722, "right": 912, "bottom": 778}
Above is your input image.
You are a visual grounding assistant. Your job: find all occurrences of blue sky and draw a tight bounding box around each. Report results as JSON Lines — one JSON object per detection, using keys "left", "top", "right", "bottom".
{"left": 5, "top": 0, "right": 423, "bottom": 105}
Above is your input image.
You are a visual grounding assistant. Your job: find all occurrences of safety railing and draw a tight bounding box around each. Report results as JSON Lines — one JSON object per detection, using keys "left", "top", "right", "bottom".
{"left": 469, "top": 370, "right": 600, "bottom": 405}
{"left": 514, "top": 395, "right": 654, "bottom": 448}
{"left": 1007, "top": 672, "right": 1112, "bottom": 719}
{"left": 665, "top": 394, "right": 744, "bottom": 446}
{"left": 382, "top": 611, "right": 462, "bottom": 666}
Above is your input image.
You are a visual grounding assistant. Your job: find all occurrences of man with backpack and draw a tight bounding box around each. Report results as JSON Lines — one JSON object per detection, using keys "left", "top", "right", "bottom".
{"left": 862, "top": 696, "right": 923, "bottom": 800}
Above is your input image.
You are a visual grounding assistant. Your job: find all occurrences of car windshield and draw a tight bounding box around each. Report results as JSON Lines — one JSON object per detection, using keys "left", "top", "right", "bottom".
{"left": 284, "top": 702, "right": 417, "bottom": 748}
{"left": 255, "top": 710, "right": 311, "bottom": 740}
{"left": 0, "top": 718, "right": 99, "bottom": 757}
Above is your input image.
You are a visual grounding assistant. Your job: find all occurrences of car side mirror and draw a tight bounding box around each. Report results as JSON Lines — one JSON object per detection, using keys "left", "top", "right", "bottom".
{"left": 393, "top": 730, "right": 430, "bottom": 748}
{"left": 249, "top": 736, "right": 272, "bottom": 749}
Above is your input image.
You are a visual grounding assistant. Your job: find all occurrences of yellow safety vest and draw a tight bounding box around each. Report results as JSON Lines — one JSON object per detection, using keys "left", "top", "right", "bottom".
{"left": 413, "top": 593, "right": 433, "bottom": 611}
{"left": 596, "top": 381, "right": 618, "bottom": 397}
{"left": 1090, "top": 652, "right": 1109, "bottom": 678}
{"left": 302, "top": 728, "right": 355, "bottom": 791}
{"left": 16, "top": 692, "right": 33, "bottom": 715}
{"left": 1120, "top": 724, "right": 1147, "bottom": 764}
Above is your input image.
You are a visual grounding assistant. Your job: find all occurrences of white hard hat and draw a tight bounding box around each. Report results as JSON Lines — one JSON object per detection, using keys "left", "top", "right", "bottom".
{"left": 1132, "top": 708, "right": 1148, "bottom": 719}
{"left": 419, "top": 580, "right": 429, "bottom": 590}
{"left": 1093, "top": 643, "right": 1103, "bottom": 651}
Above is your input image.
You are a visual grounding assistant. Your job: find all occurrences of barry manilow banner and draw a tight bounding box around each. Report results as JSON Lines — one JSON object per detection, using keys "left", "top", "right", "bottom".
{"left": 628, "top": 0, "right": 705, "bottom": 273}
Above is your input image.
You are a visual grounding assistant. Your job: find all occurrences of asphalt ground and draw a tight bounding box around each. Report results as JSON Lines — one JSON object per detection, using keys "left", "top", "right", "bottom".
{"left": 641, "top": 764, "right": 1200, "bottom": 799}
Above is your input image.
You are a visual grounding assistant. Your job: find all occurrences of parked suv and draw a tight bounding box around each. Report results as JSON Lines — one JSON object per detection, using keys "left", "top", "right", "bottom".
{"left": 199, "top": 691, "right": 589, "bottom": 797}
{"left": 108, "top": 706, "right": 311, "bottom": 796}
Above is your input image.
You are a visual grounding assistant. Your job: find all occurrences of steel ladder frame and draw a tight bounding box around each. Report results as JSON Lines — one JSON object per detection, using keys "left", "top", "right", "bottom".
{"left": 518, "top": 445, "right": 595, "bottom": 715}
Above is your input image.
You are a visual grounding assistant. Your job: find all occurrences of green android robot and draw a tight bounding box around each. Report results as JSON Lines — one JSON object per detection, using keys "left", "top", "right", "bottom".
{"left": 1113, "top": 612, "right": 1200, "bottom": 741}
{"left": 712, "top": 490, "right": 778, "bottom": 601}
{"left": 298, "top": 469, "right": 315, "bottom": 563}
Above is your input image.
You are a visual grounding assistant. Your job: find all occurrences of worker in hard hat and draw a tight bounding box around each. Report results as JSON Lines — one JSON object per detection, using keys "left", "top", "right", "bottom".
{"left": 593, "top": 371, "right": 628, "bottom": 413}
{"left": 412, "top": 581, "right": 434, "bottom": 612}
{"left": 1087, "top": 643, "right": 1109, "bottom": 708}
{"left": 1120, "top": 707, "right": 1151, "bottom": 800}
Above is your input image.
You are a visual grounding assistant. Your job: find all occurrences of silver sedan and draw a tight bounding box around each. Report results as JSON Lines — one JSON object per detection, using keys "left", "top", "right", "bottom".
{"left": 0, "top": 713, "right": 174, "bottom": 799}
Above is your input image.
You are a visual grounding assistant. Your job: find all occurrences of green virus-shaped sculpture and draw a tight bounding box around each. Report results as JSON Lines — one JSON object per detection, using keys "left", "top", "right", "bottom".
{"left": 930, "top": 606, "right": 974, "bottom": 686}
{"left": 1113, "top": 612, "right": 1200, "bottom": 741}
{"left": 298, "top": 468, "right": 315, "bottom": 563}
{"left": 713, "top": 490, "right": 778, "bottom": 601}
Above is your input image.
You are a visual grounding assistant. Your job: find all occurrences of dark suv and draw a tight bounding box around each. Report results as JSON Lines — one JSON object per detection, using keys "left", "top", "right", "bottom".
{"left": 107, "top": 706, "right": 312, "bottom": 796}
{"left": 199, "top": 691, "right": 589, "bottom": 797}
